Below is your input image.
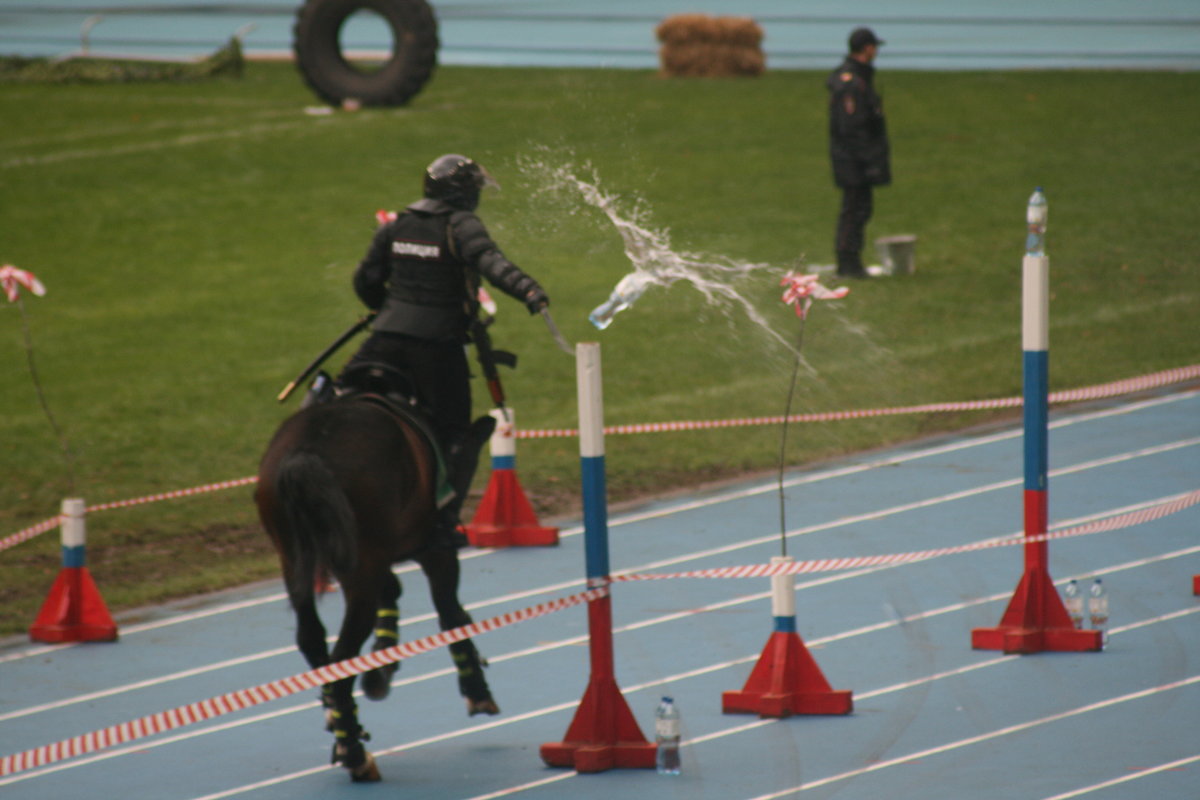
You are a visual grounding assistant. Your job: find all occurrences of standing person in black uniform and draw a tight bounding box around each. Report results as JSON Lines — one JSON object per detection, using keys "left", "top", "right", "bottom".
{"left": 827, "top": 27, "right": 890, "bottom": 278}
{"left": 341, "top": 153, "right": 549, "bottom": 548}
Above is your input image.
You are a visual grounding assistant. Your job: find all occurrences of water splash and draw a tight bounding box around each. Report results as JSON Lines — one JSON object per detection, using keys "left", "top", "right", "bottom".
{"left": 519, "top": 155, "right": 807, "bottom": 352}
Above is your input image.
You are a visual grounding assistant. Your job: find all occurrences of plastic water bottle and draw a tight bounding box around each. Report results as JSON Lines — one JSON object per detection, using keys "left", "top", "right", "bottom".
{"left": 1088, "top": 578, "right": 1109, "bottom": 644}
{"left": 1026, "top": 187, "right": 1047, "bottom": 256}
{"left": 589, "top": 271, "right": 652, "bottom": 330}
{"left": 1063, "top": 579, "right": 1084, "bottom": 629}
{"left": 654, "top": 696, "right": 681, "bottom": 775}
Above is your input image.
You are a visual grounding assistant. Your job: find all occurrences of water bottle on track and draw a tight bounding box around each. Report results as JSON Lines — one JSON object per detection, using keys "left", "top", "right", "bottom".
{"left": 654, "top": 696, "right": 681, "bottom": 776}
{"left": 1063, "top": 579, "right": 1084, "bottom": 629}
{"left": 1088, "top": 578, "right": 1108, "bottom": 645}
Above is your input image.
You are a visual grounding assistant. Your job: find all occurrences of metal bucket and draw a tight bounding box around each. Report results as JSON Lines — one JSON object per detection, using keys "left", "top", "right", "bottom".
{"left": 874, "top": 235, "right": 917, "bottom": 275}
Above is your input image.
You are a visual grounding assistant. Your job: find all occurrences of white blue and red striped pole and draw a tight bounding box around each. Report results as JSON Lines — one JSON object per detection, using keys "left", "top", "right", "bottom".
{"left": 972, "top": 188, "right": 1101, "bottom": 653}
{"left": 541, "top": 342, "right": 655, "bottom": 772}
{"left": 29, "top": 498, "right": 118, "bottom": 642}
{"left": 722, "top": 555, "right": 852, "bottom": 716}
{"left": 463, "top": 409, "right": 559, "bottom": 547}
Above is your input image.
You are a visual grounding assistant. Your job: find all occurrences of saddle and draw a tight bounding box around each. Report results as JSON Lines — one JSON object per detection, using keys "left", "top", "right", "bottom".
{"left": 310, "top": 362, "right": 456, "bottom": 509}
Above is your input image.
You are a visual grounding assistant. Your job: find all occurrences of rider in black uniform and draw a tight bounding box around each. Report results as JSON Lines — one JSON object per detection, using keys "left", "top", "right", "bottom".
{"left": 341, "top": 154, "right": 549, "bottom": 547}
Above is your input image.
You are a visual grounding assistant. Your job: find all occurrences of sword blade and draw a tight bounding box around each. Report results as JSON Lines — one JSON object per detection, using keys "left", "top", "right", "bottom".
{"left": 540, "top": 308, "right": 573, "bottom": 355}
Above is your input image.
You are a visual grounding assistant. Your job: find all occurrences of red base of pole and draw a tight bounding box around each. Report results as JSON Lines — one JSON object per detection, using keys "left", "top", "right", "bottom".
{"left": 722, "top": 630, "right": 853, "bottom": 717}
{"left": 29, "top": 567, "right": 118, "bottom": 643}
{"left": 1193, "top": 575, "right": 1199, "bottom": 596}
{"left": 464, "top": 469, "right": 558, "bottom": 548}
{"left": 540, "top": 676, "right": 656, "bottom": 772}
{"left": 972, "top": 567, "right": 1101, "bottom": 653}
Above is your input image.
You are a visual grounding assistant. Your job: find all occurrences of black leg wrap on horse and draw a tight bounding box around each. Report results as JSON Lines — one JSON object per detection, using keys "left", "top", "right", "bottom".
{"left": 327, "top": 702, "right": 371, "bottom": 768}
{"left": 362, "top": 608, "right": 400, "bottom": 700}
{"left": 450, "top": 639, "right": 491, "bottom": 702}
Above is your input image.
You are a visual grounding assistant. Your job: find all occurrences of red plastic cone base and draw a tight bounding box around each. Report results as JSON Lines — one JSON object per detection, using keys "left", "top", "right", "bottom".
{"left": 29, "top": 567, "right": 118, "bottom": 643}
{"left": 464, "top": 469, "right": 558, "bottom": 548}
{"left": 972, "top": 567, "right": 1101, "bottom": 653}
{"left": 540, "top": 676, "right": 656, "bottom": 772}
{"left": 722, "top": 630, "right": 852, "bottom": 717}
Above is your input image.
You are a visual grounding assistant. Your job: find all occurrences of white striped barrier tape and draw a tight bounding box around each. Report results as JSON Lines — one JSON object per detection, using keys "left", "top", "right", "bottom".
{"left": 0, "top": 587, "right": 607, "bottom": 777}
{"left": 3, "top": 365, "right": 1197, "bottom": 554}
{"left": 610, "top": 489, "right": 1200, "bottom": 583}
{"left": 516, "top": 364, "right": 1200, "bottom": 439}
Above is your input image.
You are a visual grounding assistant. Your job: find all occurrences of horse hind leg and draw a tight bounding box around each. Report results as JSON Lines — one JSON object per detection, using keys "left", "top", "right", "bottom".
{"left": 362, "top": 572, "right": 402, "bottom": 701}
{"left": 326, "top": 588, "right": 383, "bottom": 781}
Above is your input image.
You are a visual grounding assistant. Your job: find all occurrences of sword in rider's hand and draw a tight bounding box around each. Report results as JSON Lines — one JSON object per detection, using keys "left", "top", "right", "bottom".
{"left": 539, "top": 307, "right": 573, "bottom": 355}
{"left": 276, "top": 311, "right": 377, "bottom": 403}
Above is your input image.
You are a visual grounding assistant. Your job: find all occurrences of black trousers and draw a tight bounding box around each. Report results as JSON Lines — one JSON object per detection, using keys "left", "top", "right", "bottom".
{"left": 835, "top": 184, "right": 874, "bottom": 276}
{"left": 341, "top": 332, "right": 471, "bottom": 450}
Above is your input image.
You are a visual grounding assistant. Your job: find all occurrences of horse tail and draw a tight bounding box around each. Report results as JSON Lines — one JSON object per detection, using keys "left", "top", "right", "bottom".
{"left": 273, "top": 450, "right": 358, "bottom": 608}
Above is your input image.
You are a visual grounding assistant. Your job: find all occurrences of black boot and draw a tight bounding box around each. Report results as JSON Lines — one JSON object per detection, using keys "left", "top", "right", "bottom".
{"left": 432, "top": 415, "right": 498, "bottom": 550}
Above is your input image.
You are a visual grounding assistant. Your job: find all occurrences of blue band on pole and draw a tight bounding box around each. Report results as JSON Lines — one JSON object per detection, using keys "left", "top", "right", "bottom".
{"left": 62, "top": 545, "right": 86, "bottom": 568}
{"left": 1023, "top": 349, "right": 1049, "bottom": 491}
{"left": 773, "top": 616, "right": 797, "bottom": 633}
{"left": 491, "top": 454, "right": 516, "bottom": 471}
{"left": 580, "top": 455, "right": 610, "bottom": 580}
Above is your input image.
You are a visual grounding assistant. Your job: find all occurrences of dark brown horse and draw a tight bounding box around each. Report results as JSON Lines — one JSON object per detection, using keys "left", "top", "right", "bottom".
{"left": 255, "top": 395, "right": 498, "bottom": 782}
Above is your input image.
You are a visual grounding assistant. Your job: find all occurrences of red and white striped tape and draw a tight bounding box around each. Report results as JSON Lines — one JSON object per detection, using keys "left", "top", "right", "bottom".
{"left": 0, "top": 587, "right": 606, "bottom": 777}
{"left": 84, "top": 476, "right": 260, "bottom": 514}
{"left": 0, "top": 477, "right": 261, "bottom": 554}
{"left": 517, "top": 364, "right": 1200, "bottom": 439}
{"left": 611, "top": 489, "right": 1200, "bottom": 583}
{"left": 3, "top": 365, "right": 1197, "bottom": 553}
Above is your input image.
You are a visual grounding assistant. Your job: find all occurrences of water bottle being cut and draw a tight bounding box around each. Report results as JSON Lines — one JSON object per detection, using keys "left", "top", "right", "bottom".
{"left": 589, "top": 271, "right": 654, "bottom": 330}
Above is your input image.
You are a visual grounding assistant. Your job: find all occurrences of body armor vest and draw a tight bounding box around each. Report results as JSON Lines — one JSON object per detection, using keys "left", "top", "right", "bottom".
{"left": 373, "top": 210, "right": 475, "bottom": 341}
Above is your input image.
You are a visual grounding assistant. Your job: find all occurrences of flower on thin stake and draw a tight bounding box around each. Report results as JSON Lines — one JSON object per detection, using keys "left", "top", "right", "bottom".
{"left": 1, "top": 265, "right": 46, "bottom": 303}
{"left": 779, "top": 270, "right": 849, "bottom": 319}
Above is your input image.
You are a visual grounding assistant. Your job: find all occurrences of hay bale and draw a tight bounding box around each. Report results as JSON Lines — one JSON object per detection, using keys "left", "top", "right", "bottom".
{"left": 656, "top": 14, "right": 764, "bottom": 77}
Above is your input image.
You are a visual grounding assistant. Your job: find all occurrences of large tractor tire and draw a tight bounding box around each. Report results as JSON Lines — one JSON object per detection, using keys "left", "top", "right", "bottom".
{"left": 293, "top": 0, "right": 438, "bottom": 107}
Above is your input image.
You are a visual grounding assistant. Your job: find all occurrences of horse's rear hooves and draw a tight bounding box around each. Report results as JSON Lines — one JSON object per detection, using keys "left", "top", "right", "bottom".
{"left": 467, "top": 697, "right": 500, "bottom": 716}
{"left": 349, "top": 751, "right": 381, "bottom": 782}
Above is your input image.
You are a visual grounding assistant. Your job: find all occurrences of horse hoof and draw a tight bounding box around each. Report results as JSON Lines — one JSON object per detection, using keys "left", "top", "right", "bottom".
{"left": 467, "top": 697, "right": 500, "bottom": 716}
{"left": 362, "top": 666, "right": 395, "bottom": 701}
{"left": 349, "top": 751, "right": 381, "bottom": 782}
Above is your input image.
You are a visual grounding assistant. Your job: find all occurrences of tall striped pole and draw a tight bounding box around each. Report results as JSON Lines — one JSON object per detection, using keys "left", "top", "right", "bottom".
{"left": 540, "top": 343, "right": 655, "bottom": 772}
{"left": 972, "top": 189, "right": 1101, "bottom": 654}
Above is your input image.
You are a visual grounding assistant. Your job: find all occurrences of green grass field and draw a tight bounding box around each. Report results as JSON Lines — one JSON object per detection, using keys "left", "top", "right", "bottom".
{"left": 1, "top": 62, "right": 1197, "bottom": 635}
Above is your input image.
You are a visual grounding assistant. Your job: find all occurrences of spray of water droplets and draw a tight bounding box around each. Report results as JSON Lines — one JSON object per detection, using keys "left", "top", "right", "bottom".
{"left": 518, "top": 155, "right": 805, "bottom": 352}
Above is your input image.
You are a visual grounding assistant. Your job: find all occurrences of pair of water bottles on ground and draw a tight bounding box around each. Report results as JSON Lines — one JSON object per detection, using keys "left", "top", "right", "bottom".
{"left": 1063, "top": 578, "right": 1109, "bottom": 642}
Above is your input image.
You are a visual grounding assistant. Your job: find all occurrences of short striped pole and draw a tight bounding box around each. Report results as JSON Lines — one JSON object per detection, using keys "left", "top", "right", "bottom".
{"left": 541, "top": 342, "right": 655, "bottom": 772}
{"left": 972, "top": 189, "right": 1101, "bottom": 654}
{"left": 464, "top": 409, "right": 559, "bottom": 547}
{"left": 722, "top": 555, "right": 852, "bottom": 716}
{"left": 29, "top": 498, "right": 118, "bottom": 643}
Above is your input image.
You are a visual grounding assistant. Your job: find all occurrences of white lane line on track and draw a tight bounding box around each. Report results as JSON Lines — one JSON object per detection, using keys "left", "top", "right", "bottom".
{"left": 182, "top": 603, "right": 1200, "bottom": 800}
{"left": 1038, "top": 752, "right": 1200, "bottom": 800}
{"left": 737, "top": 675, "right": 1200, "bottom": 800}
{"left": 4, "top": 388, "right": 1193, "bottom": 669}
